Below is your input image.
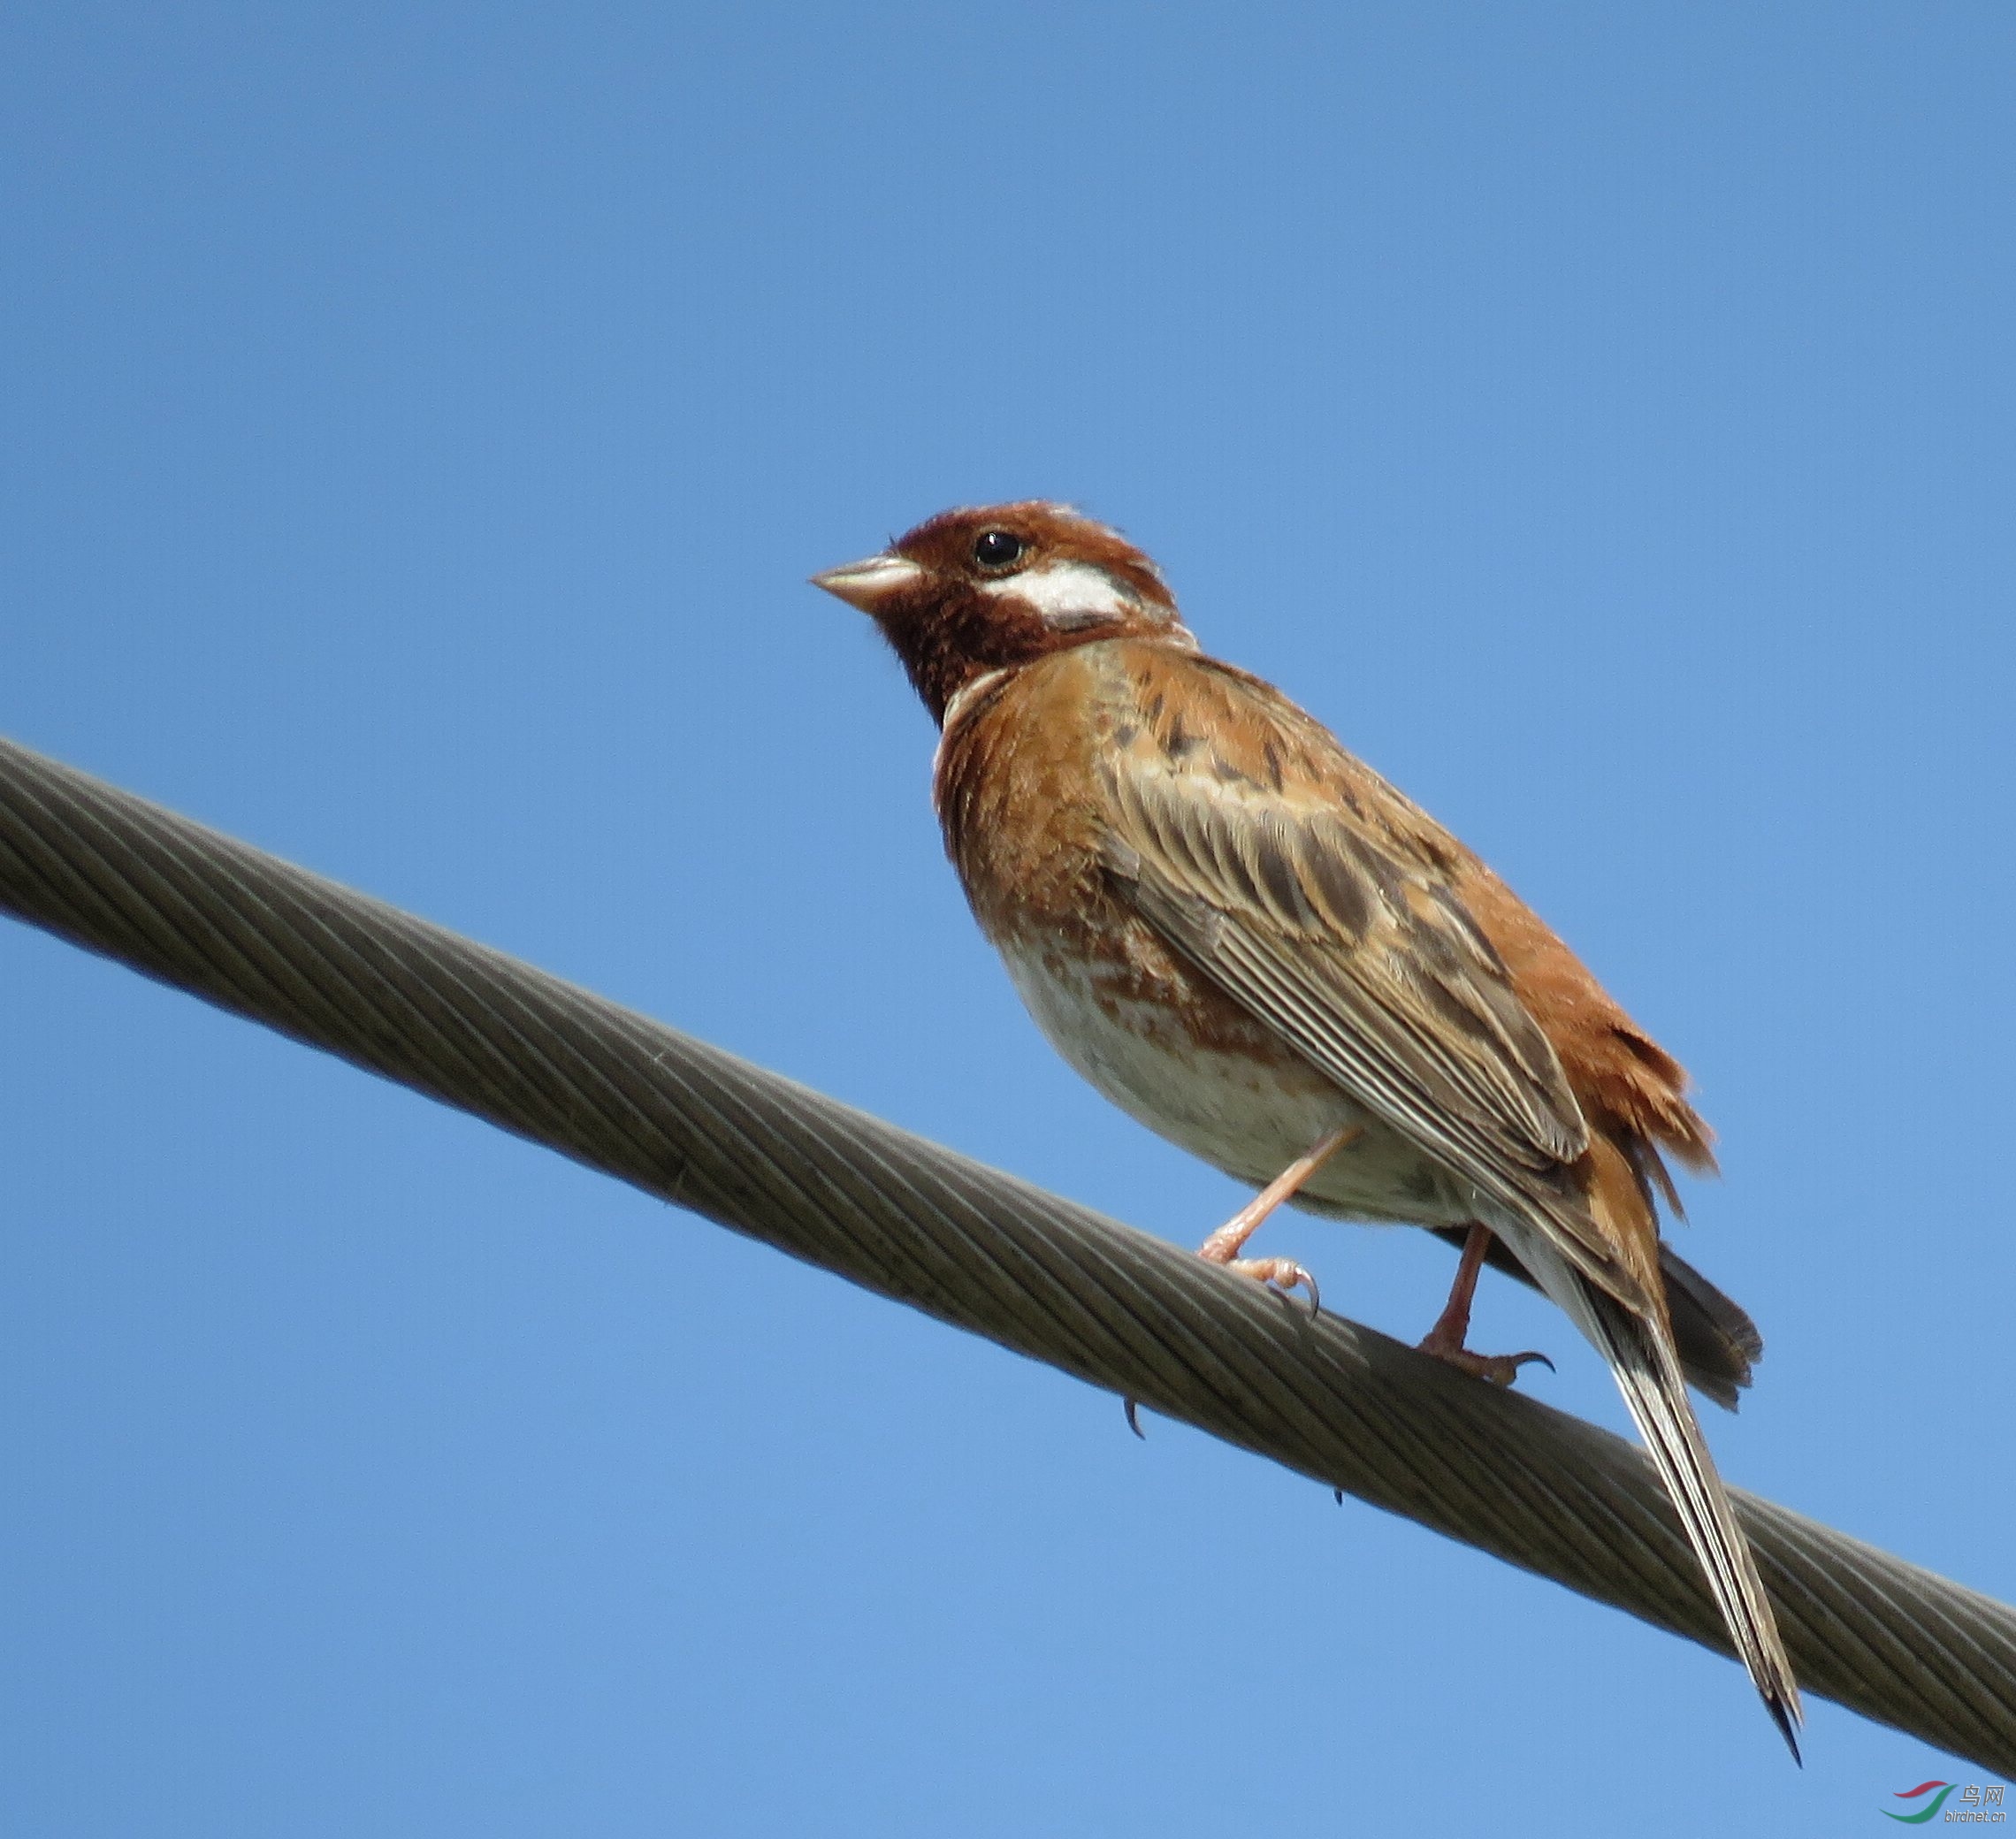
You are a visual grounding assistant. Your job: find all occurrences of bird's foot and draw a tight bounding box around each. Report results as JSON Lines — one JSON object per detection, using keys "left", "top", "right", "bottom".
{"left": 1206, "top": 1252, "right": 1321, "bottom": 1319}
{"left": 1121, "top": 1253, "right": 1321, "bottom": 1439}
{"left": 1417, "top": 1331, "right": 1554, "bottom": 1388}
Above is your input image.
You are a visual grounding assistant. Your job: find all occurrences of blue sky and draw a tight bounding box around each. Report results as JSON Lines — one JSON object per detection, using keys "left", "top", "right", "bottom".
{"left": 4, "top": 3, "right": 2012, "bottom": 1832}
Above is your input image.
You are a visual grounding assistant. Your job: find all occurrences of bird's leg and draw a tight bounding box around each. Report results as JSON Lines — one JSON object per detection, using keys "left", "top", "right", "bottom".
{"left": 1195, "top": 1121, "right": 1363, "bottom": 1317}
{"left": 1417, "top": 1220, "right": 1554, "bottom": 1387}
{"left": 1418, "top": 1218, "right": 1490, "bottom": 1349}
{"left": 1124, "top": 1122, "right": 1360, "bottom": 1438}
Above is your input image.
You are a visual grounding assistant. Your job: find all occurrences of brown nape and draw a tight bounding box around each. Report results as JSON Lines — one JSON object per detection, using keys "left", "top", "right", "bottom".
{"left": 873, "top": 502, "right": 1190, "bottom": 724}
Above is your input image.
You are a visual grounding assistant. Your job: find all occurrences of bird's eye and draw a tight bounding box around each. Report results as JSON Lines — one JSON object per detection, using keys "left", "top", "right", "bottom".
{"left": 973, "top": 530, "right": 1024, "bottom": 570}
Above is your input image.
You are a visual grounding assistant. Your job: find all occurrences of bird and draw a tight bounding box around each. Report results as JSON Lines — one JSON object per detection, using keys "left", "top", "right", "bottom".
{"left": 813, "top": 500, "right": 1801, "bottom": 1753}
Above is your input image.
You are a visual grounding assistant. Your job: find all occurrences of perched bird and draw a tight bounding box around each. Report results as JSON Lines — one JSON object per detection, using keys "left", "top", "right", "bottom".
{"left": 813, "top": 500, "right": 1801, "bottom": 1751}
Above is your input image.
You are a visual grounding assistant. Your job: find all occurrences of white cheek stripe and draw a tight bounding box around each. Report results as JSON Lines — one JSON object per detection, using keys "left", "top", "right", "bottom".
{"left": 981, "top": 559, "right": 1137, "bottom": 625}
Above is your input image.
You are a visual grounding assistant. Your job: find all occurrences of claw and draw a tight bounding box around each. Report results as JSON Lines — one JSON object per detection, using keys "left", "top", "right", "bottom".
{"left": 1124, "top": 1395, "right": 1146, "bottom": 1439}
{"left": 1219, "top": 1255, "right": 1321, "bottom": 1319}
{"left": 1422, "top": 1340, "right": 1554, "bottom": 1387}
{"left": 1192, "top": 1125, "right": 1355, "bottom": 1320}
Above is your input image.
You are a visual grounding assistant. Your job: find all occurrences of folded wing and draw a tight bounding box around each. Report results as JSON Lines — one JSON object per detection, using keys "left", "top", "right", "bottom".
{"left": 1094, "top": 653, "right": 1651, "bottom": 1313}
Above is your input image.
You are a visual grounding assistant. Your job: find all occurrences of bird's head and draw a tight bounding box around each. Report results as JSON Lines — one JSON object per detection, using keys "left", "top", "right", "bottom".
{"left": 813, "top": 501, "right": 1194, "bottom": 722}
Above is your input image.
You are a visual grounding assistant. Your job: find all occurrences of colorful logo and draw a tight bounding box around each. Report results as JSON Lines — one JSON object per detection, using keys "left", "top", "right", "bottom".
{"left": 1883, "top": 1782, "right": 1958, "bottom": 1823}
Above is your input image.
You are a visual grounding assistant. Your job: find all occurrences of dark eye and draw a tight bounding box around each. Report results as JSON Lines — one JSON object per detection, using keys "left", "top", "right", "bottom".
{"left": 973, "top": 530, "right": 1024, "bottom": 570}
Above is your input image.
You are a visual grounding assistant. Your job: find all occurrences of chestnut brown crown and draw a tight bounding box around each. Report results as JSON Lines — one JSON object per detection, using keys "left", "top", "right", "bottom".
{"left": 813, "top": 501, "right": 1195, "bottom": 722}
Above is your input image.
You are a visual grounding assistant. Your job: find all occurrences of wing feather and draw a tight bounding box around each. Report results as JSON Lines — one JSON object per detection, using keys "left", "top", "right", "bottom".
{"left": 1093, "top": 661, "right": 1643, "bottom": 1292}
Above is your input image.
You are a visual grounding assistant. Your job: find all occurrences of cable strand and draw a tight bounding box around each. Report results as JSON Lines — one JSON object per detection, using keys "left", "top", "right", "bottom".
{"left": 0, "top": 733, "right": 2011, "bottom": 1769}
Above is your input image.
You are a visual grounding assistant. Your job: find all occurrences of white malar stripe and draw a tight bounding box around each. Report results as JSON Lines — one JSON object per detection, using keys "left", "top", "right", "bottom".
{"left": 981, "top": 560, "right": 1138, "bottom": 628}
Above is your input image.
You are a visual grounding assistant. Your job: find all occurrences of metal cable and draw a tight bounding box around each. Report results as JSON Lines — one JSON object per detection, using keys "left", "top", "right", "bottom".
{"left": 1, "top": 732, "right": 2010, "bottom": 1770}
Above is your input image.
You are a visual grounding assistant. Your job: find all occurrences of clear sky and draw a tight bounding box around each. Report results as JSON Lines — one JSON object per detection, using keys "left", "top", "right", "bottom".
{"left": 4, "top": 4, "right": 2011, "bottom": 1833}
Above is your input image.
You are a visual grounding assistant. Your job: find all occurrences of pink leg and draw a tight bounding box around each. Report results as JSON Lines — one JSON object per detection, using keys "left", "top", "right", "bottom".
{"left": 1417, "top": 1220, "right": 1554, "bottom": 1387}
{"left": 1125, "top": 1121, "right": 1361, "bottom": 1439}
{"left": 1195, "top": 1121, "right": 1363, "bottom": 1317}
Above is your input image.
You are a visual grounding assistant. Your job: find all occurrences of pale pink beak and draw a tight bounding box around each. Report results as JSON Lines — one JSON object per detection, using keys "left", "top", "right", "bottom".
{"left": 810, "top": 551, "right": 924, "bottom": 614}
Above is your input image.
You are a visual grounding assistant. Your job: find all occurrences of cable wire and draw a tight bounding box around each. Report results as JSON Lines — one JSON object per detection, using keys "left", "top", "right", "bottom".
{"left": 0, "top": 732, "right": 2010, "bottom": 1770}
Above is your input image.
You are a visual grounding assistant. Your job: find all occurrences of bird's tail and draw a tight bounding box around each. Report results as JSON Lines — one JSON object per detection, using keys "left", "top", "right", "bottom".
{"left": 1576, "top": 1278, "right": 1804, "bottom": 1757}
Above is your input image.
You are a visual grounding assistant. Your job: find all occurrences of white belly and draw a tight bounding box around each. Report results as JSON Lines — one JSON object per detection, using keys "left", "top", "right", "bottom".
{"left": 997, "top": 939, "right": 1474, "bottom": 1228}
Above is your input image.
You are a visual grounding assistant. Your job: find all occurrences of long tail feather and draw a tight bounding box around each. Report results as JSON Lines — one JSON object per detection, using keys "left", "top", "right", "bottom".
{"left": 1488, "top": 1213, "right": 1804, "bottom": 1753}
{"left": 1579, "top": 1281, "right": 1804, "bottom": 1758}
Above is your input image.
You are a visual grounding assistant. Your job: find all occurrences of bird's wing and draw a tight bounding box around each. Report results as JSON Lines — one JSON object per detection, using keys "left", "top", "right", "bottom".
{"left": 1094, "top": 652, "right": 1644, "bottom": 1304}
{"left": 1090, "top": 647, "right": 1798, "bottom": 1736}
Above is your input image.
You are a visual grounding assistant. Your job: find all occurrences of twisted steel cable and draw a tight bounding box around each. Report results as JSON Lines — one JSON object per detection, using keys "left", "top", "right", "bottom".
{"left": 1, "top": 732, "right": 2010, "bottom": 1770}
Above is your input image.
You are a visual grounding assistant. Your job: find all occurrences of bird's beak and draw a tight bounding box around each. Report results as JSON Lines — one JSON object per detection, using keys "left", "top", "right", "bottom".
{"left": 810, "top": 551, "right": 924, "bottom": 614}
